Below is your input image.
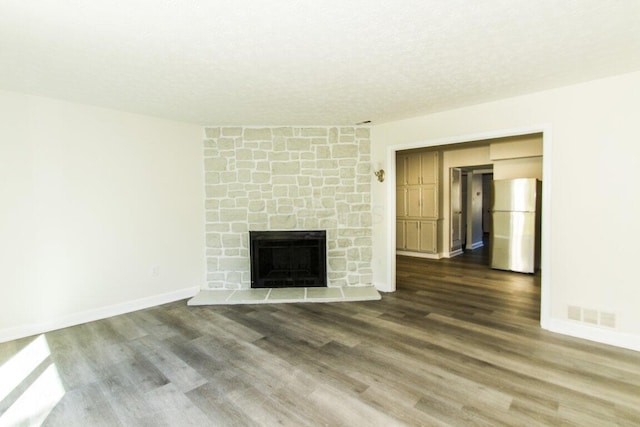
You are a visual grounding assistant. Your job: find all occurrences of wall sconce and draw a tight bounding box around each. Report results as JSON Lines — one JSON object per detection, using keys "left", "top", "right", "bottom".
{"left": 374, "top": 169, "right": 385, "bottom": 182}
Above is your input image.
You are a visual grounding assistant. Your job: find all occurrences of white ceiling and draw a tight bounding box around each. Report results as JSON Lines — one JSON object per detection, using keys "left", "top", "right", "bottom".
{"left": 2, "top": 1, "right": 640, "bottom": 126}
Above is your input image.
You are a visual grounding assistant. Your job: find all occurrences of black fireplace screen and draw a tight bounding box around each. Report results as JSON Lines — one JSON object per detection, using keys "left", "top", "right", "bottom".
{"left": 250, "top": 230, "right": 327, "bottom": 288}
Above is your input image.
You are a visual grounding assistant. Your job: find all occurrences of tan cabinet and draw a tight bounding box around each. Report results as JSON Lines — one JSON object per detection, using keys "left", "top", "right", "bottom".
{"left": 419, "top": 220, "right": 437, "bottom": 253}
{"left": 396, "top": 219, "right": 438, "bottom": 254}
{"left": 396, "top": 220, "right": 405, "bottom": 250}
{"left": 397, "top": 152, "right": 438, "bottom": 185}
{"left": 396, "top": 150, "right": 440, "bottom": 255}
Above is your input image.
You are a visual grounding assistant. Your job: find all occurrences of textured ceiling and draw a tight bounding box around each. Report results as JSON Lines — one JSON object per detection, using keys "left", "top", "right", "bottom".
{"left": 1, "top": 1, "right": 640, "bottom": 125}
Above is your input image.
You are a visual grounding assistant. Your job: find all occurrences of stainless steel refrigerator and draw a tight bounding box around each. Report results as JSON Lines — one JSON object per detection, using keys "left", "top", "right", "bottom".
{"left": 490, "top": 178, "right": 541, "bottom": 273}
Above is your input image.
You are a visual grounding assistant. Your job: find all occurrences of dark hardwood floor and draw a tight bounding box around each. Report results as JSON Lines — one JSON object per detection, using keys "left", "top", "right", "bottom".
{"left": 2, "top": 246, "right": 640, "bottom": 426}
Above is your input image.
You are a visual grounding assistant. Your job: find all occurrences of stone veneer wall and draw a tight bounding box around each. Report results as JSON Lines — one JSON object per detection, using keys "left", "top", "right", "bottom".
{"left": 203, "top": 126, "right": 372, "bottom": 289}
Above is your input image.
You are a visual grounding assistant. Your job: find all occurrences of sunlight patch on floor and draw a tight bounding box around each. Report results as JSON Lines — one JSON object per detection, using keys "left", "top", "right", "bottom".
{"left": 0, "top": 335, "right": 65, "bottom": 426}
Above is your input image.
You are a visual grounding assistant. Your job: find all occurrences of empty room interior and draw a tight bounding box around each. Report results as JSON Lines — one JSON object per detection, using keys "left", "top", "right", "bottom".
{"left": 2, "top": 1, "right": 640, "bottom": 425}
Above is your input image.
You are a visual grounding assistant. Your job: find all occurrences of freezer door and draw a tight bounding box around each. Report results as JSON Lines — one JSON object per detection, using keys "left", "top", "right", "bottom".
{"left": 492, "top": 178, "right": 538, "bottom": 212}
{"left": 490, "top": 211, "right": 536, "bottom": 273}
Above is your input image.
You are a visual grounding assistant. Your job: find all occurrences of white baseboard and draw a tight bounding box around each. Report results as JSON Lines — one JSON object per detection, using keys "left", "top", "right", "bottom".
{"left": 446, "top": 249, "right": 464, "bottom": 258}
{"left": 0, "top": 286, "right": 200, "bottom": 344}
{"left": 467, "top": 241, "right": 484, "bottom": 250}
{"left": 545, "top": 318, "right": 640, "bottom": 352}
{"left": 396, "top": 250, "right": 442, "bottom": 259}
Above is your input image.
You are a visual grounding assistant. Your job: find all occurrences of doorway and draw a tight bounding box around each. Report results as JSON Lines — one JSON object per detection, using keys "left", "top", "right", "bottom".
{"left": 387, "top": 127, "right": 550, "bottom": 327}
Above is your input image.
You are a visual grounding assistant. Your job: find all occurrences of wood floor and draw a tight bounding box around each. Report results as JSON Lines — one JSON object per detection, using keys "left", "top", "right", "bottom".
{"left": 2, "top": 247, "right": 640, "bottom": 426}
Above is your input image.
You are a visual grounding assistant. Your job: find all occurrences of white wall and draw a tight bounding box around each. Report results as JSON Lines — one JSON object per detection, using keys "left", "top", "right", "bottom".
{"left": 0, "top": 90, "right": 205, "bottom": 342}
{"left": 371, "top": 71, "right": 640, "bottom": 351}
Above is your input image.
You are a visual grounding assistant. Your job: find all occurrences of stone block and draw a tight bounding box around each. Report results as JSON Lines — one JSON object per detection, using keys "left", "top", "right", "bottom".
{"left": 316, "top": 159, "right": 338, "bottom": 170}
{"left": 205, "top": 199, "right": 219, "bottom": 210}
{"left": 253, "top": 150, "right": 267, "bottom": 160}
{"left": 319, "top": 219, "right": 337, "bottom": 229}
{"left": 340, "top": 168, "right": 356, "bottom": 179}
{"left": 220, "top": 209, "right": 247, "bottom": 222}
{"left": 332, "top": 144, "right": 358, "bottom": 158}
{"left": 269, "top": 152, "right": 290, "bottom": 161}
{"left": 272, "top": 161, "right": 300, "bottom": 175}
{"left": 269, "top": 215, "right": 296, "bottom": 229}
{"left": 347, "top": 213, "right": 360, "bottom": 227}
{"left": 204, "top": 127, "right": 220, "bottom": 138}
{"left": 220, "top": 198, "right": 235, "bottom": 208}
{"left": 301, "top": 127, "right": 328, "bottom": 137}
{"left": 206, "top": 233, "right": 222, "bottom": 248}
{"left": 355, "top": 128, "right": 370, "bottom": 138}
{"left": 328, "top": 258, "right": 346, "bottom": 271}
{"left": 322, "top": 198, "right": 335, "bottom": 209}
{"left": 221, "top": 171, "right": 238, "bottom": 183}
{"left": 219, "top": 257, "right": 249, "bottom": 271}
{"left": 244, "top": 128, "right": 272, "bottom": 140}
{"left": 355, "top": 237, "right": 372, "bottom": 247}
{"left": 235, "top": 149, "right": 253, "bottom": 160}
{"left": 357, "top": 163, "right": 371, "bottom": 174}
{"left": 359, "top": 141, "right": 371, "bottom": 155}
{"left": 256, "top": 161, "right": 270, "bottom": 172}
{"left": 315, "top": 146, "right": 330, "bottom": 159}
{"left": 205, "top": 172, "right": 220, "bottom": 185}
{"left": 203, "top": 148, "right": 218, "bottom": 157}
{"left": 222, "top": 127, "right": 243, "bottom": 136}
{"left": 205, "top": 185, "right": 227, "bottom": 198}
{"left": 321, "top": 186, "right": 336, "bottom": 197}
{"left": 206, "top": 223, "right": 229, "bottom": 232}
{"left": 231, "top": 223, "right": 249, "bottom": 234}
{"left": 287, "top": 138, "right": 311, "bottom": 151}
{"left": 273, "top": 138, "right": 286, "bottom": 152}
{"left": 206, "top": 257, "right": 219, "bottom": 270}
{"left": 273, "top": 186, "right": 288, "bottom": 197}
{"left": 252, "top": 172, "right": 270, "bottom": 184}
{"left": 204, "top": 157, "right": 227, "bottom": 171}
{"left": 273, "top": 127, "right": 294, "bottom": 137}
{"left": 271, "top": 175, "right": 298, "bottom": 185}
{"left": 248, "top": 213, "right": 268, "bottom": 225}
{"left": 347, "top": 248, "right": 360, "bottom": 261}
{"left": 222, "top": 234, "right": 241, "bottom": 247}
{"left": 248, "top": 200, "right": 266, "bottom": 212}
{"left": 329, "top": 127, "right": 338, "bottom": 143}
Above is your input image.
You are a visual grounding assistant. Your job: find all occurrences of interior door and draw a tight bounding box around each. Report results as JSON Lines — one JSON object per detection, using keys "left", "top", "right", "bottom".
{"left": 450, "top": 167, "right": 463, "bottom": 252}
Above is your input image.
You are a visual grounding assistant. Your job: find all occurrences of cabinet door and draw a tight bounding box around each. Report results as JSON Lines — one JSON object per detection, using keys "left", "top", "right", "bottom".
{"left": 419, "top": 220, "right": 437, "bottom": 253}
{"left": 396, "top": 156, "right": 406, "bottom": 185}
{"left": 396, "top": 220, "right": 405, "bottom": 250}
{"left": 396, "top": 188, "right": 407, "bottom": 217}
{"left": 406, "top": 187, "right": 422, "bottom": 217}
{"left": 420, "top": 184, "right": 438, "bottom": 218}
{"left": 406, "top": 154, "right": 422, "bottom": 185}
{"left": 421, "top": 152, "right": 438, "bottom": 184}
{"left": 404, "top": 220, "right": 420, "bottom": 251}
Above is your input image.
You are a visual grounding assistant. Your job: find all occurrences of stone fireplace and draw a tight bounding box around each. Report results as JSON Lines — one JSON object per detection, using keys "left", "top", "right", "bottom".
{"left": 203, "top": 126, "right": 372, "bottom": 290}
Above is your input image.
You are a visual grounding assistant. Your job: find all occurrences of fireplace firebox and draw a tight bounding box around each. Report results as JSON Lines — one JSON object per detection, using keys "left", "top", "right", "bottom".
{"left": 250, "top": 230, "right": 327, "bottom": 288}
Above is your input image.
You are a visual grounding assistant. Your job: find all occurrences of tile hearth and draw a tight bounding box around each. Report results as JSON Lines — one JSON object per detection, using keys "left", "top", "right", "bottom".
{"left": 187, "top": 286, "right": 381, "bottom": 306}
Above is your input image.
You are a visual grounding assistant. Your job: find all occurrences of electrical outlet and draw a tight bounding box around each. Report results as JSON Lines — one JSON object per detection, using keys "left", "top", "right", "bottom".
{"left": 583, "top": 309, "right": 599, "bottom": 324}
{"left": 151, "top": 265, "right": 160, "bottom": 277}
{"left": 567, "top": 305, "right": 581, "bottom": 321}
{"left": 600, "top": 312, "right": 616, "bottom": 328}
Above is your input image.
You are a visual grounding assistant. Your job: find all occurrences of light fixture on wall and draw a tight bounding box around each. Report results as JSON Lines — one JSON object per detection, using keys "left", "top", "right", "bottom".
{"left": 374, "top": 169, "right": 385, "bottom": 182}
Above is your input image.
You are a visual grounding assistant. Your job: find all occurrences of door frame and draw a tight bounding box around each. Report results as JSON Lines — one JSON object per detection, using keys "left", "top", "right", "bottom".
{"left": 386, "top": 124, "right": 552, "bottom": 329}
